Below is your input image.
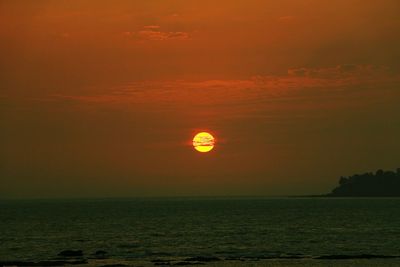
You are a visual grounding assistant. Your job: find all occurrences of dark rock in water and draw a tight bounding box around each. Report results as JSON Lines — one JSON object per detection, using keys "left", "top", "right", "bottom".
{"left": 93, "top": 250, "right": 108, "bottom": 259}
{"left": 315, "top": 254, "right": 400, "bottom": 260}
{"left": 99, "top": 264, "right": 129, "bottom": 267}
{"left": 279, "top": 255, "right": 306, "bottom": 259}
{"left": 184, "top": 256, "right": 221, "bottom": 262}
{"left": 0, "top": 260, "right": 88, "bottom": 266}
{"left": 174, "top": 262, "right": 204, "bottom": 266}
{"left": 151, "top": 259, "right": 171, "bottom": 263}
{"left": 95, "top": 250, "right": 107, "bottom": 255}
{"left": 151, "top": 259, "right": 171, "bottom": 265}
{"left": 225, "top": 256, "right": 245, "bottom": 261}
{"left": 264, "top": 253, "right": 307, "bottom": 259}
{"left": 241, "top": 256, "right": 260, "bottom": 261}
{"left": 37, "top": 260, "right": 88, "bottom": 266}
{"left": 58, "top": 250, "right": 84, "bottom": 257}
{"left": 228, "top": 254, "right": 307, "bottom": 261}
{"left": 0, "top": 261, "right": 36, "bottom": 266}
{"left": 145, "top": 250, "right": 173, "bottom": 257}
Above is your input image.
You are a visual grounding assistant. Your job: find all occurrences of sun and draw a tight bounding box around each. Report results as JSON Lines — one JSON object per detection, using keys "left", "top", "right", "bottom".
{"left": 193, "top": 132, "right": 215, "bottom": 153}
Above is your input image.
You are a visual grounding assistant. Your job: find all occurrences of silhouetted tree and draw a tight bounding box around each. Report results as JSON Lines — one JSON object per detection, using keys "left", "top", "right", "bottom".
{"left": 327, "top": 168, "right": 400, "bottom": 197}
{"left": 339, "top": 176, "right": 348, "bottom": 185}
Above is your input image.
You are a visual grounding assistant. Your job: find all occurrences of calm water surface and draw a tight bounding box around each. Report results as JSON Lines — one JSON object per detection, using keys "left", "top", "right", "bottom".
{"left": 1, "top": 197, "right": 400, "bottom": 265}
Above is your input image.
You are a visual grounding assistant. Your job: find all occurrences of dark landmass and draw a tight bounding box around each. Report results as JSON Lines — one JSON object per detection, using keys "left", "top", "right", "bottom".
{"left": 324, "top": 168, "right": 400, "bottom": 197}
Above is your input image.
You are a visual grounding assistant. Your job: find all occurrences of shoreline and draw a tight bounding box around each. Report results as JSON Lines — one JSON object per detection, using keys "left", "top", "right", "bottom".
{"left": 3, "top": 255, "right": 400, "bottom": 267}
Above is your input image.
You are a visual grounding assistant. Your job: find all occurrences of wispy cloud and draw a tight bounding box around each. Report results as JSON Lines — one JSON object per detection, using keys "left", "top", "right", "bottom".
{"left": 124, "top": 25, "right": 190, "bottom": 41}
{"left": 52, "top": 65, "right": 400, "bottom": 120}
{"left": 287, "top": 64, "right": 392, "bottom": 79}
{"left": 143, "top": 25, "right": 161, "bottom": 29}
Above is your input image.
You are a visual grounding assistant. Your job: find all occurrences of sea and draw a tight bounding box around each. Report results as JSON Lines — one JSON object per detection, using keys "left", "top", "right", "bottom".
{"left": 1, "top": 197, "right": 400, "bottom": 266}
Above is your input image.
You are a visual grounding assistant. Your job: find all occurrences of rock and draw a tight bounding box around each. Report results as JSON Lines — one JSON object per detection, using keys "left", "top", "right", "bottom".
{"left": 93, "top": 250, "right": 108, "bottom": 258}
{"left": 151, "top": 259, "right": 171, "bottom": 265}
{"left": 315, "top": 254, "right": 399, "bottom": 260}
{"left": 184, "top": 256, "right": 220, "bottom": 262}
{"left": 37, "top": 260, "right": 88, "bottom": 266}
{"left": 0, "top": 261, "right": 36, "bottom": 266}
{"left": 58, "top": 250, "right": 84, "bottom": 257}
{"left": 174, "top": 262, "right": 204, "bottom": 266}
{"left": 0, "top": 260, "right": 87, "bottom": 266}
{"left": 151, "top": 259, "right": 170, "bottom": 263}
{"left": 225, "top": 257, "right": 245, "bottom": 261}
{"left": 280, "top": 255, "right": 305, "bottom": 259}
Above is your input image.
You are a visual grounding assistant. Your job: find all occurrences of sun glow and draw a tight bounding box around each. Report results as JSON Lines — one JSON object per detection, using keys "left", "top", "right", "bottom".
{"left": 193, "top": 132, "right": 215, "bottom": 153}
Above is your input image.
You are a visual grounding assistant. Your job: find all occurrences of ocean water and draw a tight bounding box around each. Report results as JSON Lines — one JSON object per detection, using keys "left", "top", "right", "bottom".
{"left": 1, "top": 197, "right": 400, "bottom": 266}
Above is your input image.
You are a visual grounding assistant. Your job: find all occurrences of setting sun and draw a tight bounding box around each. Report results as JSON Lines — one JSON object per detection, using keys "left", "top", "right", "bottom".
{"left": 193, "top": 132, "right": 215, "bottom": 153}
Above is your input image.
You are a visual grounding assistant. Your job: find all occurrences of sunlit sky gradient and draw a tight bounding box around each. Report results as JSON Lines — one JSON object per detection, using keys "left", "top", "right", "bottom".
{"left": 1, "top": 0, "right": 400, "bottom": 198}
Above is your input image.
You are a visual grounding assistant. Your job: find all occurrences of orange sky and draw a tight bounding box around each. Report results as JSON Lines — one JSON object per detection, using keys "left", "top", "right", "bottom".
{"left": 1, "top": 0, "right": 400, "bottom": 198}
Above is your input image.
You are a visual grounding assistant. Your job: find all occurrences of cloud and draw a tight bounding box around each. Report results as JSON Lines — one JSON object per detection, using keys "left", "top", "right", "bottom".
{"left": 137, "top": 30, "right": 189, "bottom": 41}
{"left": 51, "top": 65, "right": 400, "bottom": 119}
{"left": 287, "top": 64, "right": 392, "bottom": 79}
{"left": 128, "top": 25, "right": 190, "bottom": 41}
{"left": 143, "top": 25, "right": 161, "bottom": 29}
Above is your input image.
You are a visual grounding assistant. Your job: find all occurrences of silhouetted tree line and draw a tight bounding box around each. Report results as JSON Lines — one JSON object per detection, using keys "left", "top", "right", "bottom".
{"left": 327, "top": 168, "right": 400, "bottom": 197}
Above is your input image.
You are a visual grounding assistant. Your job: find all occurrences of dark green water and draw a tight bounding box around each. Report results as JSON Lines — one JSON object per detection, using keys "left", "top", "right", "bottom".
{"left": 1, "top": 197, "right": 400, "bottom": 265}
